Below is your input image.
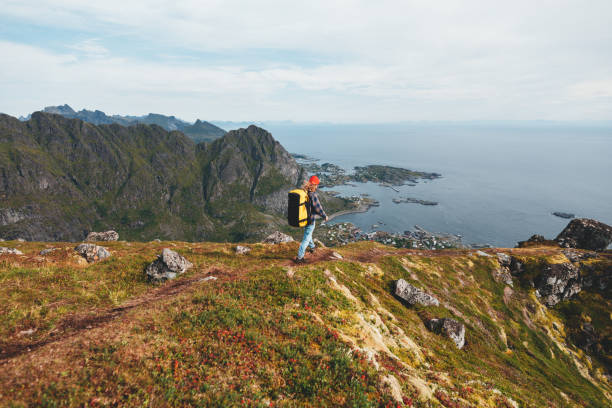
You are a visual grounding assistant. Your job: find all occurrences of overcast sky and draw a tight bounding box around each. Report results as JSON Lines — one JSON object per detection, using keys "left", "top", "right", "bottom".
{"left": 1, "top": 0, "right": 611, "bottom": 122}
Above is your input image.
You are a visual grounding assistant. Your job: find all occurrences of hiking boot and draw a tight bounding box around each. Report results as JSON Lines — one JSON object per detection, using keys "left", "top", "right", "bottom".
{"left": 293, "top": 257, "right": 306, "bottom": 264}
{"left": 307, "top": 247, "right": 316, "bottom": 254}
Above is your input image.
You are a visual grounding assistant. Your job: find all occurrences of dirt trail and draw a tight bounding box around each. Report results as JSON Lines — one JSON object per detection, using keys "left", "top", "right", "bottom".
{"left": 0, "top": 248, "right": 351, "bottom": 364}
{"left": 0, "top": 267, "right": 229, "bottom": 363}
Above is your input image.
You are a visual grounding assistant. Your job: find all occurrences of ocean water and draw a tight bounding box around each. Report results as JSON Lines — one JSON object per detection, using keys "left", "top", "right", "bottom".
{"left": 255, "top": 122, "right": 612, "bottom": 247}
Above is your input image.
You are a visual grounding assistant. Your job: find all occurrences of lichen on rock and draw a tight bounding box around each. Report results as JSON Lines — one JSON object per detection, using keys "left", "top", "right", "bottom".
{"left": 74, "top": 243, "right": 111, "bottom": 263}
{"left": 145, "top": 248, "right": 193, "bottom": 282}
{"left": 425, "top": 317, "right": 466, "bottom": 349}
{"left": 394, "top": 279, "right": 439, "bottom": 307}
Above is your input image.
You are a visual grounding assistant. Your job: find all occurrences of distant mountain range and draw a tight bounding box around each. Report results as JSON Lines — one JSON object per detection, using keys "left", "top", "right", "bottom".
{"left": 19, "top": 104, "right": 227, "bottom": 143}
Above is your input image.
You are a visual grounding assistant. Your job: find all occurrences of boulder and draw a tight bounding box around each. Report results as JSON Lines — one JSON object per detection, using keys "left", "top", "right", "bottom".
{"left": 146, "top": 248, "right": 193, "bottom": 282}
{"left": 39, "top": 248, "right": 58, "bottom": 255}
{"left": 493, "top": 253, "right": 514, "bottom": 286}
{"left": 85, "top": 230, "right": 119, "bottom": 242}
{"left": 555, "top": 218, "right": 612, "bottom": 251}
{"left": 394, "top": 279, "right": 439, "bottom": 307}
{"left": 235, "top": 245, "right": 251, "bottom": 255}
{"left": 74, "top": 243, "right": 111, "bottom": 263}
{"left": 534, "top": 263, "right": 581, "bottom": 307}
{"left": 425, "top": 318, "right": 465, "bottom": 349}
{"left": 496, "top": 253, "right": 512, "bottom": 267}
{"left": 262, "top": 231, "right": 294, "bottom": 244}
{"left": 0, "top": 247, "right": 23, "bottom": 255}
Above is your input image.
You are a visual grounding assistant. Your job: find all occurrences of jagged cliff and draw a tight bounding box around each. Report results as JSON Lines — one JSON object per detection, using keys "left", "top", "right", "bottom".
{"left": 0, "top": 113, "right": 348, "bottom": 242}
{"left": 0, "top": 239, "right": 610, "bottom": 407}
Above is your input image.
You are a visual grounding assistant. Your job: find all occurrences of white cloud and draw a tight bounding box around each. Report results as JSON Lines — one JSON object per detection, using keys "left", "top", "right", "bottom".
{"left": 68, "top": 39, "right": 110, "bottom": 58}
{"left": 1, "top": 1, "right": 612, "bottom": 121}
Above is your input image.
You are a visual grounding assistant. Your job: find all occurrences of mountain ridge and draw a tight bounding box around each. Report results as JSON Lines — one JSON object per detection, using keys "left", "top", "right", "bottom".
{"left": 1, "top": 112, "right": 354, "bottom": 242}
{"left": 19, "top": 104, "right": 227, "bottom": 143}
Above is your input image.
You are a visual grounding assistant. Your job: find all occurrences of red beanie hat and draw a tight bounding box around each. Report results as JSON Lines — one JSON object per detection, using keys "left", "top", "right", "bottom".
{"left": 309, "top": 175, "right": 320, "bottom": 185}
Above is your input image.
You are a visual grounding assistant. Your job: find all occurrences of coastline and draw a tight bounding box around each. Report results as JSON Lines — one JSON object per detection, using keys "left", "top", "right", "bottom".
{"left": 327, "top": 203, "right": 372, "bottom": 222}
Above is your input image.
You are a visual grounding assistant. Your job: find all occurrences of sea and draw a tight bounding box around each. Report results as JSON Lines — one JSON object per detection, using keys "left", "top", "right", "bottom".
{"left": 222, "top": 122, "right": 612, "bottom": 248}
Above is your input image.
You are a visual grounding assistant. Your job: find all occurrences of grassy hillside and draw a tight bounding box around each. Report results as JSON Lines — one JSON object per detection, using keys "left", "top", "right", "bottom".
{"left": 0, "top": 240, "right": 610, "bottom": 407}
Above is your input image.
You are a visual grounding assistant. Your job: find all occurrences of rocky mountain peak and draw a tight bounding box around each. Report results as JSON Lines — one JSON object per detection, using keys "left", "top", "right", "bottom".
{"left": 43, "top": 104, "right": 76, "bottom": 116}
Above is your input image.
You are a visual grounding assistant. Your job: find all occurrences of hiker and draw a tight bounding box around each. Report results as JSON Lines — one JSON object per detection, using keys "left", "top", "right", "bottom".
{"left": 294, "top": 175, "right": 328, "bottom": 264}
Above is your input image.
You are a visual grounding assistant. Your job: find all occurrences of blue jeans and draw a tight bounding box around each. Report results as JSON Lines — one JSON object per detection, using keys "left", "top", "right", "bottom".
{"left": 297, "top": 221, "right": 316, "bottom": 259}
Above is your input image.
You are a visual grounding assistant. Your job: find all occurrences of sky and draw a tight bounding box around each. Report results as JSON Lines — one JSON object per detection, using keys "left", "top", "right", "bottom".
{"left": 1, "top": 0, "right": 611, "bottom": 123}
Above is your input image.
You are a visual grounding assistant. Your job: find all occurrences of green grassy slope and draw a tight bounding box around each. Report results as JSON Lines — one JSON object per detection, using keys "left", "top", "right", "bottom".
{"left": 0, "top": 241, "right": 610, "bottom": 407}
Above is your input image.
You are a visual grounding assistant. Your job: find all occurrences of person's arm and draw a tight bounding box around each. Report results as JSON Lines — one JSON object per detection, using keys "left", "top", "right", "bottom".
{"left": 311, "top": 192, "right": 328, "bottom": 220}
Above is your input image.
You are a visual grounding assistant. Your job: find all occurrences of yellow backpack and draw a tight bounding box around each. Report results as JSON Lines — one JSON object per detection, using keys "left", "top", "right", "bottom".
{"left": 287, "top": 189, "right": 310, "bottom": 227}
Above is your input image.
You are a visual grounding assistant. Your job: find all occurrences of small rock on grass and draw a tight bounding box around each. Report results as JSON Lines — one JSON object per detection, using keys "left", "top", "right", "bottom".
{"left": 426, "top": 318, "right": 465, "bottom": 349}
{"left": 74, "top": 243, "right": 111, "bottom": 263}
{"left": 394, "top": 279, "right": 439, "bottom": 307}
{"left": 235, "top": 245, "right": 251, "bottom": 254}
{"left": 146, "top": 248, "right": 193, "bottom": 282}
{"left": 330, "top": 251, "right": 343, "bottom": 260}
{"left": 475, "top": 250, "right": 492, "bottom": 257}
{"left": 40, "top": 248, "right": 59, "bottom": 256}
{"left": 0, "top": 247, "right": 23, "bottom": 255}
{"left": 85, "top": 230, "right": 119, "bottom": 242}
{"left": 262, "top": 231, "right": 294, "bottom": 244}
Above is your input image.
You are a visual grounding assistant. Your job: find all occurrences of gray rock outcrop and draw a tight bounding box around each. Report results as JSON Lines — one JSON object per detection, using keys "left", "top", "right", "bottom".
{"left": 85, "top": 230, "right": 119, "bottom": 242}
{"left": 0, "top": 208, "right": 29, "bottom": 226}
{"left": 562, "top": 249, "right": 597, "bottom": 263}
{"left": 534, "top": 263, "right": 581, "bottom": 307}
{"left": 0, "top": 247, "right": 23, "bottom": 255}
{"left": 394, "top": 279, "right": 439, "bottom": 307}
{"left": 146, "top": 248, "right": 193, "bottom": 282}
{"left": 39, "top": 248, "right": 58, "bottom": 255}
{"left": 555, "top": 218, "right": 612, "bottom": 251}
{"left": 425, "top": 318, "right": 466, "bottom": 349}
{"left": 74, "top": 243, "right": 111, "bottom": 263}
{"left": 262, "top": 231, "right": 294, "bottom": 244}
{"left": 493, "top": 253, "right": 514, "bottom": 286}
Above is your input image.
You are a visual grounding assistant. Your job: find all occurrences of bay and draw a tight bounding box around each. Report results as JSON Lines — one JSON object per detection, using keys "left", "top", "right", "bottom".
{"left": 229, "top": 122, "right": 612, "bottom": 247}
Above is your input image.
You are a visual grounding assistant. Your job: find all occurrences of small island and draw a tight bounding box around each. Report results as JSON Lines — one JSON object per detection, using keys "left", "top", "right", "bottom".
{"left": 353, "top": 165, "right": 441, "bottom": 185}
{"left": 392, "top": 197, "right": 438, "bottom": 206}
{"left": 553, "top": 212, "right": 575, "bottom": 219}
{"left": 292, "top": 155, "right": 442, "bottom": 188}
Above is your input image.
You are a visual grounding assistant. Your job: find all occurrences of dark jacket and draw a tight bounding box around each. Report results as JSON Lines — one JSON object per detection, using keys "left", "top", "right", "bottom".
{"left": 307, "top": 191, "right": 327, "bottom": 225}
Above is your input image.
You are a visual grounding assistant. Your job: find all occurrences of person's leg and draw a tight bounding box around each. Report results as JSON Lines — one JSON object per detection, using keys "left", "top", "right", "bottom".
{"left": 297, "top": 223, "right": 315, "bottom": 259}
{"left": 308, "top": 221, "right": 316, "bottom": 249}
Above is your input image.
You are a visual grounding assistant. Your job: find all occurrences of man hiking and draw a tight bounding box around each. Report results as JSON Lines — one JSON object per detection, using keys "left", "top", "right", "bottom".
{"left": 294, "top": 175, "right": 328, "bottom": 264}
